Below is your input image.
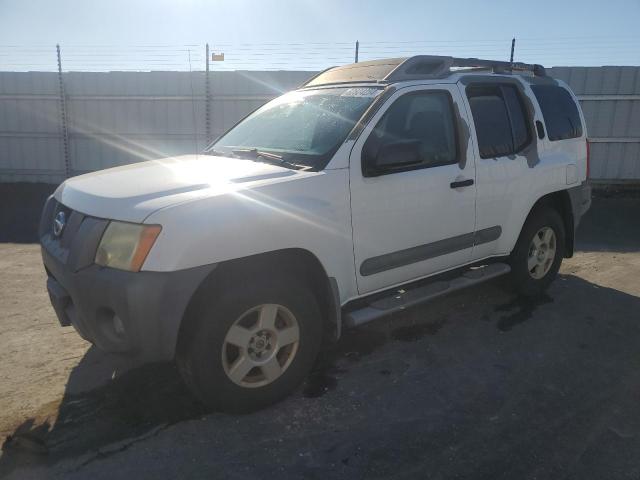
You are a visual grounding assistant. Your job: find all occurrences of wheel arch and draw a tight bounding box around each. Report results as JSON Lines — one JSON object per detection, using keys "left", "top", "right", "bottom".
{"left": 519, "top": 189, "right": 575, "bottom": 258}
{"left": 176, "top": 248, "right": 341, "bottom": 359}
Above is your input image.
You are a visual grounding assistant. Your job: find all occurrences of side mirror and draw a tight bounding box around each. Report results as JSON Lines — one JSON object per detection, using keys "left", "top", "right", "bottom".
{"left": 364, "top": 139, "right": 422, "bottom": 177}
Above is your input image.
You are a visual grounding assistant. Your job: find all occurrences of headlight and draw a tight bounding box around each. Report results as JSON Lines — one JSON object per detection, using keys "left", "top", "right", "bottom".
{"left": 95, "top": 222, "right": 161, "bottom": 272}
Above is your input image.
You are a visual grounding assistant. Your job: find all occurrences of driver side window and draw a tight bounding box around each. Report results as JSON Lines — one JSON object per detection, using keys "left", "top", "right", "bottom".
{"left": 363, "top": 90, "right": 458, "bottom": 176}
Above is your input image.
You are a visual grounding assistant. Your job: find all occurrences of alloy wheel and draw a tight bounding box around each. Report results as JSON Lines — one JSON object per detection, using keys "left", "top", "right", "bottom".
{"left": 527, "top": 226, "right": 557, "bottom": 280}
{"left": 221, "top": 304, "right": 300, "bottom": 388}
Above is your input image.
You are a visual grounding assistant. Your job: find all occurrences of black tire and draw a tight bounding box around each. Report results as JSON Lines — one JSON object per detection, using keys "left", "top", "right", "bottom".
{"left": 509, "top": 206, "right": 565, "bottom": 297}
{"left": 176, "top": 277, "right": 323, "bottom": 413}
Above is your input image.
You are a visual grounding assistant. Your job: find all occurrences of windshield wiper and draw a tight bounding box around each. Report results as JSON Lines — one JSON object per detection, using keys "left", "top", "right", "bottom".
{"left": 232, "top": 148, "right": 282, "bottom": 161}
{"left": 204, "top": 148, "right": 233, "bottom": 157}
{"left": 232, "top": 148, "right": 311, "bottom": 171}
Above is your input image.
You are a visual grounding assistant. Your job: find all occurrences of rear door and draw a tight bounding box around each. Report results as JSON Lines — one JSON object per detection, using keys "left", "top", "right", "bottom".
{"left": 349, "top": 84, "right": 477, "bottom": 294}
{"left": 460, "top": 80, "right": 540, "bottom": 260}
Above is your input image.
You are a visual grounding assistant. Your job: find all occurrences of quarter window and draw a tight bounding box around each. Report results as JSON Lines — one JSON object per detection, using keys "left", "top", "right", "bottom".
{"left": 531, "top": 85, "right": 583, "bottom": 141}
{"left": 467, "top": 84, "right": 531, "bottom": 159}
{"left": 364, "top": 91, "right": 458, "bottom": 173}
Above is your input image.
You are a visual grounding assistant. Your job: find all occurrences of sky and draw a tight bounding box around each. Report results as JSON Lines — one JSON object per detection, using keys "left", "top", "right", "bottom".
{"left": 1, "top": 0, "right": 639, "bottom": 71}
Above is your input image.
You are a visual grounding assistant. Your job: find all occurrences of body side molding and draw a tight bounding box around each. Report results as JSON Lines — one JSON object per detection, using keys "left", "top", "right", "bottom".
{"left": 360, "top": 226, "right": 502, "bottom": 276}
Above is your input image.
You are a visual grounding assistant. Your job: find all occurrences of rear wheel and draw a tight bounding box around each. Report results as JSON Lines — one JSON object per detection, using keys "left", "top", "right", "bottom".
{"left": 509, "top": 207, "right": 565, "bottom": 296}
{"left": 177, "top": 278, "right": 322, "bottom": 412}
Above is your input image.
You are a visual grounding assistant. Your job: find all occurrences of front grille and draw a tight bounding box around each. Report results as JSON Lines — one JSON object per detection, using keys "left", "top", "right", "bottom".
{"left": 39, "top": 198, "right": 108, "bottom": 271}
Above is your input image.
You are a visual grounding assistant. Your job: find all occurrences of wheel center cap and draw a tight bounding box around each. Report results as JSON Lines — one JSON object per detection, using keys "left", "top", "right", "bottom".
{"left": 248, "top": 330, "right": 273, "bottom": 360}
{"left": 537, "top": 245, "right": 547, "bottom": 262}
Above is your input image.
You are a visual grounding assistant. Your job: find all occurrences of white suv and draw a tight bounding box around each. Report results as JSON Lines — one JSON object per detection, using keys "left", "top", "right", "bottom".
{"left": 40, "top": 56, "right": 591, "bottom": 411}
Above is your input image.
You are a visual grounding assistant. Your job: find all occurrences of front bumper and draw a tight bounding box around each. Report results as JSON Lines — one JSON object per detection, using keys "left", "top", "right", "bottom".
{"left": 40, "top": 197, "right": 216, "bottom": 361}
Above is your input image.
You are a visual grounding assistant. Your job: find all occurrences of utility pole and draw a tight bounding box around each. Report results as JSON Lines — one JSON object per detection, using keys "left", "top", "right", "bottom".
{"left": 205, "top": 43, "right": 211, "bottom": 144}
{"left": 56, "top": 44, "right": 71, "bottom": 178}
{"left": 355, "top": 40, "right": 359, "bottom": 63}
{"left": 509, "top": 38, "right": 516, "bottom": 67}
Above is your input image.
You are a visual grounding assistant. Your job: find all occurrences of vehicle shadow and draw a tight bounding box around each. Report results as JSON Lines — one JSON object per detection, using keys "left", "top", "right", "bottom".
{"left": 0, "top": 348, "right": 206, "bottom": 475}
{"left": 0, "top": 183, "right": 56, "bottom": 243}
{"left": 575, "top": 196, "right": 640, "bottom": 252}
{"left": 3, "top": 272, "right": 640, "bottom": 479}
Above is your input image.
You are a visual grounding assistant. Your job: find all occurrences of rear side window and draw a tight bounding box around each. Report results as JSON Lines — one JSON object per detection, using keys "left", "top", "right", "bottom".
{"left": 531, "top": 85, "right": 583, "bottom": 141}
{"left": 467, "top": 84, "right": 531, "bottom": 159}
{"left": 502, "top": 87, "right": 529, "bottom": 151}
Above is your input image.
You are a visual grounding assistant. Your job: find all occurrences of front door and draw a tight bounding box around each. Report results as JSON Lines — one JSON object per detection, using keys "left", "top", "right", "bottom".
{"left": 349, "top": 84, "right": 477, "bottom": 294}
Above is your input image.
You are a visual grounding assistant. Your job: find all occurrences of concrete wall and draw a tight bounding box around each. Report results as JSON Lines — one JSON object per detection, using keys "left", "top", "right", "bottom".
{"left": 1, "top": 67, "right": 639, "bottom": 184}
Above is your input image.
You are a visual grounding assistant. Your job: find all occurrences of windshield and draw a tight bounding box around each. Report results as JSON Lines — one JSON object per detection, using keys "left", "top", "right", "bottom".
{"left": 206, "top": 86, "right": 383, "bottom": 169}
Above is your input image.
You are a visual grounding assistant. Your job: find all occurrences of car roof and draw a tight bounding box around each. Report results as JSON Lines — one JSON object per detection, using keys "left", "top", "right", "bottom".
{"left": 302, "top": 56, "right": 547, "bottom": 89}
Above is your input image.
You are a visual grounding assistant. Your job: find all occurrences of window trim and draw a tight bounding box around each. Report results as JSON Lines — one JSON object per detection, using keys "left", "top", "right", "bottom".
{"left": 361, "top": 89, "right": 461, "bottom": 178}
{"left": 465, "top": 82, "right": 533, "bottom": 160}
{"left": 500, "top": 85, "right": 533, "bottom": 154}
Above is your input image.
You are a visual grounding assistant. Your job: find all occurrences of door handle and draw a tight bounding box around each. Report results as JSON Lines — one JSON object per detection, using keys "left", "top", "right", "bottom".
{"left": 450, "top": 179, "right": 474, "bottom": 189}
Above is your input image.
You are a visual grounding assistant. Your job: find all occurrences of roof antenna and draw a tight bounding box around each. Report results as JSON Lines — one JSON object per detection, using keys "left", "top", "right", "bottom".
{"left": 509, "top": 38, "right": 516, "bottom": 70}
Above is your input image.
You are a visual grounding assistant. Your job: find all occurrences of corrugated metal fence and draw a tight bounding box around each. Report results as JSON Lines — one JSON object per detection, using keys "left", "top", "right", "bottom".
{"left": 0, "top": 70, "right": 312, "bottom": 183}
{"left": 1, "top": 67, "right": 639, "bottom": 184}
{"left": 549, "top": 67, "right": 640, "bottom": 182}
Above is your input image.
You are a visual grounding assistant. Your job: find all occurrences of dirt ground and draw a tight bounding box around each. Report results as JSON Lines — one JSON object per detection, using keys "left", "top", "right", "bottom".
{"left": 1, "top": 194, "right": 639, "bottom": 479}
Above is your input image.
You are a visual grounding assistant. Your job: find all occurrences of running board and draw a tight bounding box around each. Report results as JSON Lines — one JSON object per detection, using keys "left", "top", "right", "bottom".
{"left": 344, "top": 263, "right": 511, "bottom": 328}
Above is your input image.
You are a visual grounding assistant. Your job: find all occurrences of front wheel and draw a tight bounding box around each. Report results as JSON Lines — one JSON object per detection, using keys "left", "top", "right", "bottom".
{"left": 509, "top": 207, "right": 565, "bottom": 297}
{"left": 177, "top": 278, "right": 323, "bottom": 413}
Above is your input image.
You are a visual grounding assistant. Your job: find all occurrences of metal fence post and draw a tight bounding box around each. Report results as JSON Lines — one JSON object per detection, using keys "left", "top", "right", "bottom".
{"left": 205, "top": 43, "right": 211, "bottom": 144}
{"left": 510, "top": 38, "right": 516, "bottom": 67}
{"left": 56, "top": 44, "right": 71, "bottom": 178}
{"left": 355, "top": 40, "right": 359, "bottom": 63}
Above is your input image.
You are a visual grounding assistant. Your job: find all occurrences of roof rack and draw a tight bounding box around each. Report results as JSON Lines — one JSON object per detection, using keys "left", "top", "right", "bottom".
{"left": 302, "top": 55, "right": 547, "bottom": 88}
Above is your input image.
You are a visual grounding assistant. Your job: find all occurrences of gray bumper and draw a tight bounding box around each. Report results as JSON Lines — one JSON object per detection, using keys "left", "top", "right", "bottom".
{"left": 42, "top": 247, "right": 215, "bottom": 361}
{"left": 39, "top": 196, "right": 215, "bottom": 362}
{"left": 568, "top": 180, "right": 592, "bottom": 229}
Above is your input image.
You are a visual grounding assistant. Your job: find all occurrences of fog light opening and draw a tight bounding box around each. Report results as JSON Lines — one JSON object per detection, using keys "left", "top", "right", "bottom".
{"left": 96, "top": 307, "right": 128, "bottom": 346}
{"left": 113, "top": 315, "right": 125, "bottom": 338}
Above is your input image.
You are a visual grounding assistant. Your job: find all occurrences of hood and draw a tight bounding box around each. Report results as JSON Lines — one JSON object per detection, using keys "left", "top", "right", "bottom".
{"left": 57, "top": 154, "right": 303, "bottom": 223}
